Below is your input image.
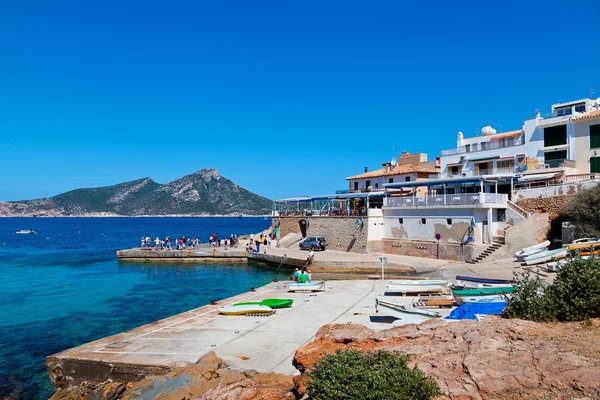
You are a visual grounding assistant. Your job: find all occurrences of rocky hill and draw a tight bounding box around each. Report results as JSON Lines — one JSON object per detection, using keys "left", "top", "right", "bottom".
{"left": 0, "top": 169, "right": 273, "bottom": 216}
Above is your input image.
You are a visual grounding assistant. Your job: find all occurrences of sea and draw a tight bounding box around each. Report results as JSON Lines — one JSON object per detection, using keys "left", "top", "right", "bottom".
{"left": 0, "top": 217, "right": 286, "bottom": 399}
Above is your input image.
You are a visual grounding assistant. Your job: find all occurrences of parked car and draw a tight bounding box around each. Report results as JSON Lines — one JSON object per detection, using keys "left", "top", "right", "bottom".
{"left": 299, "top": 236, "right": 327, "bottom": 251}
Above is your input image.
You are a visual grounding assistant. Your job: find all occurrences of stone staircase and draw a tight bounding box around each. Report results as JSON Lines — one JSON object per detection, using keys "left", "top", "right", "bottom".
{"left": 466, "top": 240, "right": 505, "bottom": 264}
{"left": 467, "top": 230, "right": 505, "bottom": 264}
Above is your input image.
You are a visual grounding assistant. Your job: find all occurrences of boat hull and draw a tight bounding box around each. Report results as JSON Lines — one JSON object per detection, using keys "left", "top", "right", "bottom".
{"left": 233, "top": 299, "right": 293, "bottom": 309}
{"left": 288, "top": 282, "right": 324, "bottom": 292}
{"left": 455, "top": 275, "right": 513, "bottom": 286}
{"left": 452, "top": 287, "right": 514, "bottom": 296}
{"left": 455, "top": 295, "right": 508, "bottom": 305}
{"left": 375, "top": 298, "right": 441, "bottom": 319}
{"left": 385, "top": 280, "right": 448, "bottom": 294}
{"left": 524, "top": 248, "right": 567, "bottom": 265}
{"left": 219, "top": 305, "right": 273, "bottom": 315}
{"left": 514, "top": 240, "right": 550, "bottom": 258}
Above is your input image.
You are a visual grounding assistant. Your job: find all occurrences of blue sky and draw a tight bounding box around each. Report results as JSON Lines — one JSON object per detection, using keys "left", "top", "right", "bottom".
{"left": 1, "top": 0, "right": 598, "bottom": 201}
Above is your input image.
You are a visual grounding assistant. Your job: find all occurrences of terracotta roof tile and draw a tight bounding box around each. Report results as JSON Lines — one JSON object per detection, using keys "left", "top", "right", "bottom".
{"left": 573, "top": 110, "right": 600, "bottom": 121}
{"left": 345, "top": 165, "right": 438, "bottom": 180}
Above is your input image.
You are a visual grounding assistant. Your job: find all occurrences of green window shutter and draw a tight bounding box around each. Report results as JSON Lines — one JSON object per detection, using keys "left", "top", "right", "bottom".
{"left": 591, "top": 157, "right": 600, "bottom": 173}
{"left": 544, "top": 125, "right": 567, "bottom": 147}
{"left": 544, "top": 150, "right": 567, "bottom": 168}
{"left": 590, "top": 124, "right": 600, "bottom": 149}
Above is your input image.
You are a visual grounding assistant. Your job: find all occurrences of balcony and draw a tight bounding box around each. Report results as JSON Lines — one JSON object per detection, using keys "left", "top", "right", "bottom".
{"left": 384, "top": 193, "right": 507, "bottom": 208}
{"left": 441, "top": 135, "right": 524, "bottom": 156}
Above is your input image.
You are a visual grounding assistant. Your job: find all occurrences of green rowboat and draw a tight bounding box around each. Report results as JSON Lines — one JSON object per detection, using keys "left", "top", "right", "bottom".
{"left": 452, "top": 287, "right": 514, "bottom": 296}
{"left": 233, "top": 298, "right": 293, "bottom": 309}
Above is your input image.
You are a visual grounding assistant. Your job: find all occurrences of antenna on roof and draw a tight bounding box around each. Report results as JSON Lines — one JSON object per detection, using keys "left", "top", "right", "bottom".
{"left": 591, "top": 88, "right": 595, "bottom": 99}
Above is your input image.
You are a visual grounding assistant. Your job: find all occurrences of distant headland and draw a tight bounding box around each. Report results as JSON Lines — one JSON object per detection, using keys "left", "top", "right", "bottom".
{"left": 0, "top": 169, "right": 272, "bottom": 217}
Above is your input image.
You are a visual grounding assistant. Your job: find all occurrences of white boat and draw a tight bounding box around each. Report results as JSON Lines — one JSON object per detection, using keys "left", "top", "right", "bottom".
{"left": 456, "top": 295, "right": 507, "bottom": 305}
{"left": 385, "top": 279, "right": 449, "bottom": 294}
{"left": 288, "top": 281, "right": 325, "bottom": 292}
{"left": 375, "top": 298, "right": 441, "bottom": 319}
{"left": 219, "top": 305, "right": 273, "bottom": 315}
{"left": 572, "top": 237, "right": 600, "bottom": 245}
{"left": 454, "top": 282, "right": 513, "bottom": 289}
{"left": 523, "top": 248, "right": 567, "bottom": 265}
{"left": 15, "top": 230, "right": 36, "bottom": 235}
{"left": 547, "top": 255, "right": 590, "bottom": 272}
{"left": 514, "top": 240, "right": 550, "bottom": 259}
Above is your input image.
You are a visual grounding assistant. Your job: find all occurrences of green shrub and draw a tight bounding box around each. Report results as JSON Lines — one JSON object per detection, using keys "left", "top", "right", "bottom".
{"left": 503, "top": 268, "right": 554, "bottom": 322}
{"left": 504, "top": 256, "right": 600, "bottom": 322}
{"left": 561, "top": 185, "right": 600, "bottom": 237}
{"left": 306, "top": 349, "right": 440, "bottom": 400}
{"left": 546, "top": 255, "right": 600, "bottom": 321}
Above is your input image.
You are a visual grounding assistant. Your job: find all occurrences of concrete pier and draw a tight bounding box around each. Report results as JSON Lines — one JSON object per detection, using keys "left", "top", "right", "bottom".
{"left": 116, "top": 246, "right": 247, "bottom": 262}
{"left": 46, "top": 280, "right": 453, "bottom": 392}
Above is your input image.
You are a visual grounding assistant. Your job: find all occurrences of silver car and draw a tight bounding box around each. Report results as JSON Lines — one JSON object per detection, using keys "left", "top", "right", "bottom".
{"left": 299, "top": 236, "right": 327, "bottom": 251}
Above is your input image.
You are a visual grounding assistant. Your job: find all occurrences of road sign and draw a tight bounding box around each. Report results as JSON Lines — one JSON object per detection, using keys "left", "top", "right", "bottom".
{"left": 435, "top": 233, "right": 441, "bottom": 241}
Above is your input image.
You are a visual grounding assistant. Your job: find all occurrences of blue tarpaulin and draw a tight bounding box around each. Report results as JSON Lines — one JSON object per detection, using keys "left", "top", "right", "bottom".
{"left": 445, "top": 302, "right": 507, "bottom": 320}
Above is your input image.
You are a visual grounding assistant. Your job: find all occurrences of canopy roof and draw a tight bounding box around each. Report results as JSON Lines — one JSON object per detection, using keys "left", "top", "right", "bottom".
{"left": 275, "top": 191, "right": 385, "bottom": 203}
{"left": 384, "top": 174, "right": 515, "bottom": 190}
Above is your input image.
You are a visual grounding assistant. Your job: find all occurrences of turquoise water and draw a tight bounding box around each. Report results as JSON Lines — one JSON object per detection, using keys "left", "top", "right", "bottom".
{"left": 0, "top": 217, "right": 285, "bottom": 399}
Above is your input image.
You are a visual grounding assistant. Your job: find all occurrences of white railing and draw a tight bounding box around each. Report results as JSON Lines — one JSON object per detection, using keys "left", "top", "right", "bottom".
{"left": 384, "top": 193, "right": 507, "bottom": 208}
{"left": 565, "top": 173, "right": 599, "bottom": 182}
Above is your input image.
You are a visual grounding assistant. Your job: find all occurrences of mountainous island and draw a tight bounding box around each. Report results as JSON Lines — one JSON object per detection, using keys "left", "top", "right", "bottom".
{"left": 0, "top": 169, "right": 273, "bottom": 217}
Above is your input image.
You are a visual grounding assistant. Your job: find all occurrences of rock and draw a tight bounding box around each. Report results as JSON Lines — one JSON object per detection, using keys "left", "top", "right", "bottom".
{"left": 50, "top": 352, "right": 296, "bottom": 400}
{"left": 293, "top": 319, "right": 600, "bottom": 399}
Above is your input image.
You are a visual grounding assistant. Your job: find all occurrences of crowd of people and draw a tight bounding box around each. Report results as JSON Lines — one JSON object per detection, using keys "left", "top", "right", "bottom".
{"left": 139, "top": 233, "right": 241, "bottom": 250}
{"left": 245, "top": 232, "right": 272, "bottom": 254}
{"left": 293, "top": 267, "right": 312, "bottom": 283}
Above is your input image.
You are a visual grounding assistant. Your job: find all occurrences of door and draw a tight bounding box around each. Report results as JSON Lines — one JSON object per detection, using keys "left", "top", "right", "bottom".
{"left": 482, "top": 221, "right": 489, "bottom": 244}
{"left": 298, "top": 219, "right": 308, "bottom": 237}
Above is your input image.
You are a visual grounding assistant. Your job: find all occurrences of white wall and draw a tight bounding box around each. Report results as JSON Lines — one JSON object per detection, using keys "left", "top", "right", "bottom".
{"left": 573, "top": 118, "right": 600, "bottom": 173}
{"left": 349, "top": 173, "right": 417, "bottom": 191}
{"left": 367, "top": 208, "right": 384, "bottom": 240}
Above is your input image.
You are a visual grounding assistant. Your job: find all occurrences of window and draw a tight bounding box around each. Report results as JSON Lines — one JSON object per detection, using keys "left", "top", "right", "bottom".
{"left": 366, "top": 180, "right": 371, "bottom": 188}
{"left": 375, "top": 183, "right": 379, "bottom": 189}
{"left": 421, "top": 218, "right": 426, "bottom": 224}
{"left": 398, "top": 218, "right": 403, "bottom": 224}
{"left": 544, "top": 125, "right": 567, "bottom": 147}
{"left": 450, "top": 166, "right": 460, "bottom": 175}
{"left": 388, "top": 178, "right": 393, "bottom": 184}
{"left": 446, "top": 218, "right": 452, "bottom": 225}
{"left": 496, "top": 160, "right": 514, "bottom": 172}
{"left": 590, "top": 124, "right": 600, "bottom": 149}
{"left": 545, "top": 150, "right": 567, "bottom": 168}
{"left": 591, "top": 157, "right": 600, "bottom": 174}
{"left": 354, "top": 182, "right": 358, "bottom": 191}
{"left": 465, "top": 144, "right": 471, "bottom": 153}
{"left": 405, "top": 176, "right": 411, "bottom": 182}
{"left": 556, "top": 108, "right": 572, "bottom": 116}
{"left": 497, "top": 209, "right": 506, "bottom": 222}
{"left": 471, "top": 143, "right": 478, "bottom": 151}
{"left": 575, "top": 105, "right": 586, "bottom": 113}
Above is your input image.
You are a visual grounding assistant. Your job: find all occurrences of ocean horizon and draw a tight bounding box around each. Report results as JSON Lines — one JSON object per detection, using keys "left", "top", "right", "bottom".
{"left": 0, "top": 217, "right": 285, "bottom": 399}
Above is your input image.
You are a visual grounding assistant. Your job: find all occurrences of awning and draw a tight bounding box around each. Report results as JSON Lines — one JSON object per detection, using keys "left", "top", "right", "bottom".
{"left": 489, "top": 130, "right": 523, "bottom": 140}
{"left": 468, "top": 155, "right": 500, "bottom": 162}
{"left": 517, "top": 173, "right": 558, "bottom": 182}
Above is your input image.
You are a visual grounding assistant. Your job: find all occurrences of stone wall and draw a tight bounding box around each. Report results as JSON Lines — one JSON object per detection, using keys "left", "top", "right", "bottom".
{"left": 382, "top": 238, "right": 480, "bottom": 261}
{"left": 492, "top": 212, "right": 550, "bottom": 261}
{"left": 516, "top": 195, "right": 575, "bottom": 221}
{"left": 273, "top": 216, "right": 368, "bottom": 253}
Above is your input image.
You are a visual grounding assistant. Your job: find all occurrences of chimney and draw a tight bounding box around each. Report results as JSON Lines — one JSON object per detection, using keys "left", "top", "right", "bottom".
{"left": 364, "top": 166, "right": 368, "bottom": 173}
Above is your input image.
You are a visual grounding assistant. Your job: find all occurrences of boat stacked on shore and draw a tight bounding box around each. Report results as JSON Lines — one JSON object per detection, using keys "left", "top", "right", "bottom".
{"left": 514, "top": 240, "right": 568, "bottom": 265}
{"left": 384, "top": 279, "right": 449, "bottom": 294}
{"left": 219, "top": 298, "right": 293, "bottom": 315}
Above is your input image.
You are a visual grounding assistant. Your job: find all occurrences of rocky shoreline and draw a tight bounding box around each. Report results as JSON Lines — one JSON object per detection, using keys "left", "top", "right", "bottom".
{"left": 49, "top": 318, "right": 600, "bottom": 400}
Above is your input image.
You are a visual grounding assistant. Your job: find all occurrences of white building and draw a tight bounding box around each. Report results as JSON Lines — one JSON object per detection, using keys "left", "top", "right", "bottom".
{"left": 439, "top": 97, "right": 600, "bottom": 199}
{"left": 345, "top": 152, "right": 439, "bottom": 194}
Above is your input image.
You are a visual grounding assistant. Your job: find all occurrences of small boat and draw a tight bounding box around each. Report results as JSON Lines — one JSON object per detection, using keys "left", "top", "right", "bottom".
{"left": 523, "top": 248, "right": 567, "bottom": 265}
{"left": 514, "top": 240, "right": 550, "bottom": 259}
{"left": 288, "top": 282, "right": 325, "bottom": 292}
{"left": 455, "top": 275, "right": 513, "bottom": 287}
{"left": 385, "top": 280, "right": 449, "bottom": 294}
{"left": 15, "top": 230, "right": 36, "bottom": 235}
{"left": 547, "top": 255, "right": 591, "bottom": 272}
{"left": 375, "top": 298, "right": 441, "bottom": 319}
{"left": 453, "top": 283, "right": 513, "bottom": 289}
{"left": 452, "top": 287, "right": 514, "bottom": 296}
{"left": 219, "top": 305, "right": 273, "bottom": 315}
{"left": 455, "top": 295, "right": 508, "bottom": 305}
{"left": 567, "top": 240, "right": 600, "bottom": 252}
{"left": 233, "top": 298, "right": 293, "bottom": 309}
